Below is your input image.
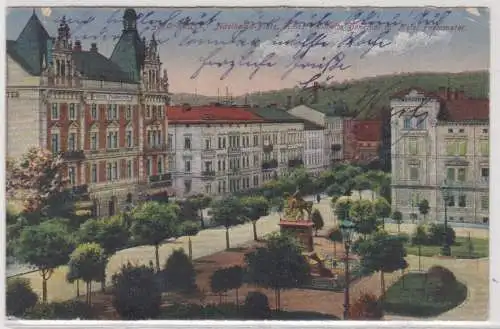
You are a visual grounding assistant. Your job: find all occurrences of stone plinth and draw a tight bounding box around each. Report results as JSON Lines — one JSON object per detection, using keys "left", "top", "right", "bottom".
{"left": 279, "top": 219, "right": 314, "bottom": 252}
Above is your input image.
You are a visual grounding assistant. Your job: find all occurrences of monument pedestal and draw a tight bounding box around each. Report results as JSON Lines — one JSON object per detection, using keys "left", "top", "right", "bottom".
{"left": 279, "top": 220, "right": 314, "bottom": 252}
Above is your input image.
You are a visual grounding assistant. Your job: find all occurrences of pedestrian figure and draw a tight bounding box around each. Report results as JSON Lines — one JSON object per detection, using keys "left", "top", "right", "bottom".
{"left": 316, "top": 194, "right": 321, "bottom": 204}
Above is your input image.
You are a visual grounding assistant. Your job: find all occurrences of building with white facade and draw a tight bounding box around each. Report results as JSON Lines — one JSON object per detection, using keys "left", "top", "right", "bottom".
{"left": 390, "top": 87, "right": 489, "bottom": 224}
{"left": 287, "top": 104, "right": 344, "bottom": 166}
{"left": 6, "top": 9, "right": 171, "bottom": 217}
{"left": 301, "top": 120, "right": 326, "bottom": 175}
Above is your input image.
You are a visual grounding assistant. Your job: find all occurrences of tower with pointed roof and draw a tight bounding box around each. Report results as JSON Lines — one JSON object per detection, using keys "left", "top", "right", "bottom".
{"left": 52, "top": 16, "right": 74, "bottom": 83}
{"left": 143, "top": 34, "right": 162, "bottom": 91}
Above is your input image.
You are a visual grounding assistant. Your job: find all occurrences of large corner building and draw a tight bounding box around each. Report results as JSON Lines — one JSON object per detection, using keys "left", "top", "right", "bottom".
{"left": 6, "top": 9, "right": 172, "bottom": 217}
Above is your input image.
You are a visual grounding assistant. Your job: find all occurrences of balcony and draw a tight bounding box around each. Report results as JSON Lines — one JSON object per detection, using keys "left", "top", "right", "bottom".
{"left": 262, "top": 159, "right": 278, "bottom": 170}
{"left": 144, "top": 143, "right": 168, "bottom": 153}
{"left": 228, "top": 146, "right": 241, "bottom": 154}
{"left": 229, "top": 167, "right": 241, "bottom": 175}
{"left": 331, "top": 144, "right": 342, "bottom": 152}
{"left": 61, "top": 150, "right": 85, "bottom": 161}
{"left": 288, "top": 158, "right": 304, "bottom": 168}
{"left": 202, "top": 149, "right": 217, "bottom": 158}
{"left": 201, "top": 170, "right": 216, "bottom": 180}
{"left": 263, "top": 144, "right": 273, "bottom": 153}
{"left": 148, "top": 173, "right": 172, "bottom": 188}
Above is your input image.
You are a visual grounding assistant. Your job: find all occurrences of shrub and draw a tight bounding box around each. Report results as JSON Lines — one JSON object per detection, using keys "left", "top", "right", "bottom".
{"left": 163, "top": 248, "right": 197, "bottom": 293}
{"left": 24, "top": 300, "right": 95, "bottom": 319}
{"left": 243, "top": 291, "right": 271, "bottom": 319}
{"left": 111, "top": 262, "right": 162, "bottom": 320}
{"left": 327, "top": 226, "right": 343, "bottom": 242}
{"left": 427, "top": 265, "right": 457, "bottom": 283}
{"left": 427, "top": 224, "right": 456, "bottom": 246}
{"left": 7, "top": 278, "right": 38, "bottom": 317}
{"left": 411, "top": 225, "right": 428, "bottom": 245}
{"left": 349, "top": 293, "right": 384, "bottom": 320}
{"left": 425, "top": 266, "right": 457, "bottom": 302}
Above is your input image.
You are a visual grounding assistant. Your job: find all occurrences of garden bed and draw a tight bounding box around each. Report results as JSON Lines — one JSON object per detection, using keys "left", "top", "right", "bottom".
{"left": 405, "top": 237, "right": 488, "bottom": 259}
{"left": 383, "top": 272, "right": 468, "bottom": 317}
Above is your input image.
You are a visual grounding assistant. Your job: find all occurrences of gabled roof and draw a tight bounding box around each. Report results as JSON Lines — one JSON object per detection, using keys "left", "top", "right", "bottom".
{"left": 72, "top": 51, "right": 134, "bottom": 83}
{"left": 7, "top": 11, "right": 50, "bottom": 75}
{"left": 246, "top": 107, "right": 304, "bottom": 123}
{"left": 302, "top": 119, "right": 324, "bottom": 130}
{"left": 439, "top": 99, "right": 489, "bottom": 122}
{"left": 167, "top": 105, "right": 265, "bottom": 124}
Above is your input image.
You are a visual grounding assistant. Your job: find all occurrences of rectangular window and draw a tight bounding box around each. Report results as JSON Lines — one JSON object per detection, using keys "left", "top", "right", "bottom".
{"left": 458, "top": 141, "right": 467, "bottom": 156}
{"left": 403, "top": 117, "right": 411, "bottom": 129}
{"left": 185, "top": 160, "right": 191, "bottom": 173}
{"left": 91, "top": 132, "right": 98, "bottom": 150}
{"left": 184, "top": 179, "right": 192, "bottom": 193}
{"left": 480, "top": 140, "right": 489, "bottom": 156}
{"left": 107, "top": 163, "right": 112, "bottom": 181}
{"left": 146, "top": 105, "right": 151, "bottom": 118}
{"left": 416, "top": 118, "right": 426, "bottom": 129}
{"left": 69, "top": 104, "right": 77, "bottom": 120}
{"left": 68, "top": 166, "right": 76, "bottom": 185}
{"left": 51, "top": 133, "right": 59, "bottom": 153}
{"left": 168, "top": 134, "right": 173, "bottom": 150}
{"left": 205, "top": 139, "right": 211, "bottom": 150}
{"left": 409, "top": 166, "right": 419, "bottom": 180}
{"left": 126, "top": 105, "right": 132, "bottom": 120}
{"left": 447, "top": 195, "right": 455, "bottom": 207}
{"left": 112, "top": 162, "right": 118, "bottom": 180}
{"left": 457, "top": 168, "right": 466, "bottom": 182}
{"left": 481, "top": 195, "right": 489, "bottom": 210}
{"left": 91, "top": 164, "right": 97, "bottom": 183}
{"left": 51, "top": 103, "right": 59, "bottom": 120}
{"left": 158, "top": 157, "right": 163, "bottom": 174}
{"left": 446, "top": 141, "right": 457, "bottom": 156}
{"left": 184, "top": 137, "right": 191, "bottom": 150}
{"left": 127, "top": 160, "right": 133, "bottom": 178}
{"left": 126, "top": 130, "right": 133, "bottom": 148}
{"left": 481, "top": 167, "right": 489, "bottom": 179}
{"left": 408, "top": 139, "right": 418, "bottom": 155}
{"left": 107, "top": 105, "right": 113, "bottom": 120}
{"left": 68, "top": 133, "right": 77, "bottom": 151}
{"left": 146, "top": 158, "right": 152, "bottom": 176}
{"left": 254, "top": 135, "right": 259, "bottom": 146}
{"left": 458, "top": 195, "right": 466, "bottom": 207}
{"left": 113, "top": 132, "right": 118, "bottom": 148}
{"left": 112, "top": 104, "right": 118, "bottom": 119}
{"left": 91, "top": 104, "right": 98, "bottom": 120}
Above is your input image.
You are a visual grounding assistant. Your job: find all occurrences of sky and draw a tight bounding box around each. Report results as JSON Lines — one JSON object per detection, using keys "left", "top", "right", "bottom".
{"left": 6, "top": 7, "right": 490, "bottom": 96}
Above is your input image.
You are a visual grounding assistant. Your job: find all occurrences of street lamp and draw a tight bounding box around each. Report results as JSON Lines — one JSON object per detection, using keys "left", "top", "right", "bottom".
{"left": 340, "top": 219, "right": 356, "bottom": 320}
{"left": 439, "top": 179, "right": 452, "bottom": 256}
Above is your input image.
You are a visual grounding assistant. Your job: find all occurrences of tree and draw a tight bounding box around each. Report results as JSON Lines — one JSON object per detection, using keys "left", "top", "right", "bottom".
{"left": 78, "top": 215, "right": 129, "bottom": 291}
{"left": 328, "top": 226, "right": 343, "bottom": 258}
{"left": 311, "top": 209, "right": 324, "bottom": 236}
{"left": 67, "top": 243, "right": 107, "bottom": 304}
{"left": 210, "top": 197, "right": 246, "bottom": 249}
{"left": 245, "top": 233, "right": 311, "bottom": 311}
{"left": 353, "top": 174, "right": 372, "bottom": 200}
{"left": 7, "top": 277, "right": 38, "bottom": 317}
{"left": 180, "top": 221, "right": 200, "bottom": 260}
{"left": 186, "top": 194, "right": 212, "bottom": 229}
{"left": 418, "top": 199, "right": 430, "bottom": 222}
{"left": 391, "top": 210, "right": 403, "bottom": 232}
{"left": 111, "top": 262, "right": 161, "bottom": 320}
{"left": 210, "top": 266, "right": 244, "bottom": 306}
{"left": 373, "top": 197, "right": 391, "bottom": 229}
{"left": 349, "top": 293, "right": 384, "bottom": 320}
{"left": 356, "top": 231, "right": 408, "bottom": 294}
{"left": 349, "top": 199, "right": 379, "bottom": 237}
{"left": 333, "top": 197, "right": 353, "bottom": 221}
{"left": 243, "top": 291, "right": 271, "bottom": 319}
{"left": 16, "top": 221, "right": 74, "bottom": 302}
{"left": 241, "top": 196, "right": 270, "bottom": 241}
{"left": 6, "top": 147, "right": 67, "bottom": 216}
{"left": 130, "top": 201, "right": 181, "bottom": 272}
{"left": 163, "top": 248, "right": 197, "bottom": 293}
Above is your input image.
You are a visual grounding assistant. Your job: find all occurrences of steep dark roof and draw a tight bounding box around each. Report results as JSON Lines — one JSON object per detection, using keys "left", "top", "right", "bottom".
{"left": 109, "top": 31, "right": 145, "bottom": 83}
{"left": 7, "top": 12, "right": 50, "bottom": 75}
{"left": 72, "top": 51, "right": 134, "bottom": 83}
{"left": 246, "top": 107, "right": 304, "bottom": 123}
{"left": 302, "top": 119, "right": 324, "bottom": 130}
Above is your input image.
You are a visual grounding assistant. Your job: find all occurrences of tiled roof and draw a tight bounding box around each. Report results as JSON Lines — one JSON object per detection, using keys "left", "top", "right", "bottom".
{"left": 246, "top": 107, "right": 304, "bottom": 123}
{"left": 167, "top": 105, "right": 265, "bottom": 124}
{"left": 109, "top": 31, "right": 145, "bottom": 83}
{"left": 440, "top": 98, "right": 489, "bottom": 122}
{"left": 353, "top": 120, "right": 382, "bottom": 142}
{"left": 7, "top": 12, "right": 50, "bottom": 75}
{"left": 72, "top": 51, "right": 134, "bottom": 83}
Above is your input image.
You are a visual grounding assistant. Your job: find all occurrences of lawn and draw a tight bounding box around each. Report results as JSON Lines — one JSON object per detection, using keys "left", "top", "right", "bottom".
{"left": 383, "top": 272, "right": 468, "bottom": 317}
{"left": 405, "top": 237, "right": 488, "bottom": 259}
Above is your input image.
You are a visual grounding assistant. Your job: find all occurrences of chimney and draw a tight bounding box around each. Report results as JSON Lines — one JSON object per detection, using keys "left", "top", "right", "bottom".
{"left": 73, "top": 40, "right": 82, "bottom": 51}
{"left": 286, "top": 95, "right": 292, "bottom": 108}
{"left": 90, "top": 43, "right": 98, "bottom": 53}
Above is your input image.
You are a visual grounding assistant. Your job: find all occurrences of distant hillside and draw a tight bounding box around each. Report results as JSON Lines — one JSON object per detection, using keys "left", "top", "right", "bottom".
{"left": 171, "top": 71, "right": 489, "bottom": 119}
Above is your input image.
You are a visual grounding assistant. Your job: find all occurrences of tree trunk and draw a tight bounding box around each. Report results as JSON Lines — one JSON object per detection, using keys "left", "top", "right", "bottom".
{"left": 87, "top": 281, "right": 92, "bottom": 305}
{"left": 188, "top": 236, "right": 193, "bottom": 260}
{"left": 199, "top": 209, "right": 205, "bottom": 229}
{"left": 380, "top": 271, "right": 385, "bottom": 296}
{"left": 252, "top": 221, "right": 258, "bottom": 241}
{"left": 359, "top": 191, "right": 362, "bottom": 200}
{"left": 397, "top": 222, "right": 401, "bottom": 232}
{"left": 101, "top": 278, "right": 105, "bottom": 292}
{"left": 76, "top": 280, "right": 80, "bottom": 297}
{"left": 225, "top": 228, "right": 230, "bottom": 250}
{"left": 277, "top": 289, "right": 281, "bottom": 311}
{"left": 235, "top": 288, "right": 239, "bottom": 308}
{"left": 401, "top": 268, "right": 405, "bottom": 288}
{"left": 315, "top": 228, "right": 318, "bottom": 237}
{"left": 333, "top": 241, "right": 337, "bottom": 258}
{"left": 219, "top": 293, "right": 222, "bottom": 305}
{"left": 40, "top": 269, "right": 53, "bottom": 303}
{"left": 372, "top": 191, "right": 375, "bottom": 200}
{"left": 155, "top": 244, "right": 160, "bottom": 272}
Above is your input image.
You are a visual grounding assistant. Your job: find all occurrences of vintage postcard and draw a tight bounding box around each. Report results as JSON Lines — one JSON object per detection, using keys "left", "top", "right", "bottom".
{"left": 5, "top": 6, "right": 490, "bottom": 322}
